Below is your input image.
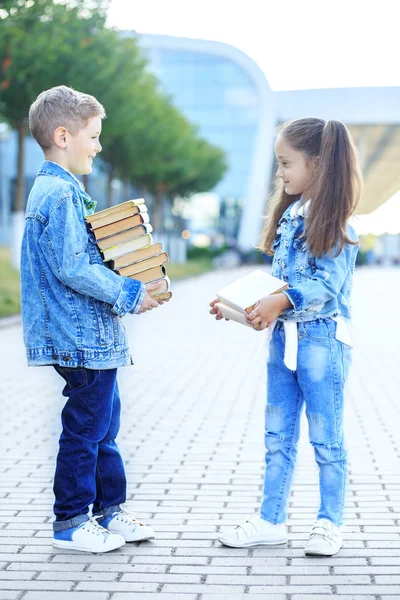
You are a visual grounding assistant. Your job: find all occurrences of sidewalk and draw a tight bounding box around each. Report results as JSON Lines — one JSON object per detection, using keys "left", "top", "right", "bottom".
{"left": 0, "top": 266, "right": 399, "bottom": 599}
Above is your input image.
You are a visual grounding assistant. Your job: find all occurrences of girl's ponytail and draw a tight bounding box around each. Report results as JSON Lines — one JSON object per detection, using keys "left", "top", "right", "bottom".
{"left": 306, "top": 120, "right": 362, "bottom": 257}
{"left": 260, "top": 117, "right": 362, "bottom": 257}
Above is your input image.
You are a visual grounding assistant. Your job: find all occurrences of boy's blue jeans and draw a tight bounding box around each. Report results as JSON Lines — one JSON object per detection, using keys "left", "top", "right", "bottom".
{"left": 52, "top": 366, "right": 126, "bottom": 531}
{"left": 261, "top": 319, "right": 351, "bottom": 528}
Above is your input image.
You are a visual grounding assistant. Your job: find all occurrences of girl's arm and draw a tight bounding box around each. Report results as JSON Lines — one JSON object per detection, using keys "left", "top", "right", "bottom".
{"left": 282, "top": 233, "right": 358, "bottom": 314}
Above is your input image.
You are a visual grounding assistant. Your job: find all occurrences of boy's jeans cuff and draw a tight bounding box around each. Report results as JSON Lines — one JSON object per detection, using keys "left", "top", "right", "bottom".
{"left": 53, "top": 513, "right": 89, "bottom": 532}
{"left": 93, "top": 504, "right": 121, "bottom": 519}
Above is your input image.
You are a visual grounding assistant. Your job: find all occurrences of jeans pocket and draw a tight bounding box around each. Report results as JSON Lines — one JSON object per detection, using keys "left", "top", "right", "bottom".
{"left": 340, "top": 342, "right": 352, "bottom": 382}
{"left": 54, "top": 365, "right": 88, "bottom": 390}
{"left": 302, "top": 319, "right": 332, "bottom": 343}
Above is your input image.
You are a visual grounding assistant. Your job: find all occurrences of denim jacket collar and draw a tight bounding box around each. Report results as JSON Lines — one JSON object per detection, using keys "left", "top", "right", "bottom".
{"left": 37, "top": 161, "right": 97, "bottom": 212}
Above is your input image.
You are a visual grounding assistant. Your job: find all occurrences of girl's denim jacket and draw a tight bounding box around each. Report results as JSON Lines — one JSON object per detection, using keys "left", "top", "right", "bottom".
{"left": 21, "top": 161, "right": 145, "bottom": 369}
{"left": 272, "top": 202, "right": 359, "bottom": 322}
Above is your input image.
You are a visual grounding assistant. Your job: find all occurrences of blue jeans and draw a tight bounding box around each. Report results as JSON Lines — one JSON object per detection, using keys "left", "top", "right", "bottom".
{"left": 261, "top": 319, "right": 351, "bottom": 527}
{"left": 52, "top": 366, "right": 126, "bottom": 531}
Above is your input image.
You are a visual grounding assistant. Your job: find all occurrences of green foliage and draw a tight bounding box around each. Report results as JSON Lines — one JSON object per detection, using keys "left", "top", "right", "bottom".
{"left": 0, "top": 0, "right": 109, "bottom": 123}
{"left": 0, "top": 246, "right": 20, "bottom": 317}
{"left": 0, "top": 0, "right": 227, "bottom": 215}
{"left": 187, "top": 244, "right": 230, "bottom": 260}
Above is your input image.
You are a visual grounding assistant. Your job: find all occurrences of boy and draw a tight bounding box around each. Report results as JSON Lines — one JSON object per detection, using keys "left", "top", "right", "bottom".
{"left": 21, "top": 85, "right": 161, "bottom": 553}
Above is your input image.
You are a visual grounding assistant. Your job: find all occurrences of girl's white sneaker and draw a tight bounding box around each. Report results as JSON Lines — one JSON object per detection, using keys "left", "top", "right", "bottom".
{"left": 304, "top": 518, "right": 343, "bottom": 556}
{"left": 218, "top": 514, "right": 287, "bottom": 548}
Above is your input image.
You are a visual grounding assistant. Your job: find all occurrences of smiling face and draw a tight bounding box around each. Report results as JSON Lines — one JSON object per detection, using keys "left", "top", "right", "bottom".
{"left": 275, "top": 135, "right": 317, "bottom": 196}
{"left": 64, "top": 115, "right": 102, "bottom": 175}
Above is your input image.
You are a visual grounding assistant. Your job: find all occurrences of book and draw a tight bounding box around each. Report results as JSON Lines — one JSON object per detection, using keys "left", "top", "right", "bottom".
{"left": 154, "top": 291, "right": 172, "bottom": 302}
{"left": 86, "top": 200, "right": 147, "bottom": 229}
{"left": 129, "top": 265, "right": 166, "bottom": 284}
{"left": 117, "top": 251, "right": 169, "bottom": 277}
{"left": 148, "top": 276, "right": 170, "bottom": 297}
{"left": 101, "top": 233, "right": 153, "bottom": 262}
{"left": 106, "top": 242, "right": 164, "bottom": 270}
{"left": 93, "top": 212, "right": 150, "bottom": 241}
{"left": 97, "top": 223, "right": 153, "bottom": 250}
{"left": 216, "top": 302, "right": 254, "bottom": 328}
{"left": 88, "top": 198, "right": 172, "bottom": 306}
{"left": 215, "top": 269, "right": 288, "bottom": 329}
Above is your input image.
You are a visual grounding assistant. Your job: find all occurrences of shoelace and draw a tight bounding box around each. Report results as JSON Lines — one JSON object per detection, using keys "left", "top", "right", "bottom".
{"left": 81, "top": 515, "right": 109, "bottom": 536}
{"left": 115, "top": 506, "right": 145, "bottom": 527}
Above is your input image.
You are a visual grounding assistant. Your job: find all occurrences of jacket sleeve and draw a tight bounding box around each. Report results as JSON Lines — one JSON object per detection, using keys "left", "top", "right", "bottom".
{"left": 282, "top": 232, "right": 358, "bottom": 315}
{"left": 38, "top": 192, "right": 145, "bottom": 317}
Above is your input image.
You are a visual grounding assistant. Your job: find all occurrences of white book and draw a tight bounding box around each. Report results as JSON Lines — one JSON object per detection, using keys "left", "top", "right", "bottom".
{"left": 217, "top": 270, "right": 288, "bottom": 313}
{"left": 215, "top": 270, "right": 288, "bottom": 328}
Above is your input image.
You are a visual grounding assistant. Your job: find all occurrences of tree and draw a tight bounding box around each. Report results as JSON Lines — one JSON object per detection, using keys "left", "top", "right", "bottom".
{"left": 0, "top": 0, "right": 110, "bottom": 212}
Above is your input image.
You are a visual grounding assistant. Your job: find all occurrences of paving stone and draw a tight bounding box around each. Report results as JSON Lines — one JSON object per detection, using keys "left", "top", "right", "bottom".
{"left": 1, "top": 267, "right": 399, "bottom": 599}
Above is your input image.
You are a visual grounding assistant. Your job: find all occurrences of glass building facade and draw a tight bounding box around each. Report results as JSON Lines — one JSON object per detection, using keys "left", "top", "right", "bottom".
{"left": 138, "top": 35, "right": 275, "bottom": 248}
{"left": 146, "top": 48, "right": 260, "bottom": 200}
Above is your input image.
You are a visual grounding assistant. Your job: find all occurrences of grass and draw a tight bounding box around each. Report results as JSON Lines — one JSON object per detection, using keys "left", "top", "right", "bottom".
{"left": 0, "top": 249, "right": 212, "bottom": 319}
{"left": 167, "top": 257, "right": 213, "bottom": 280}
{"left": 0, "top": 247, "right": 21, "bottom": 318}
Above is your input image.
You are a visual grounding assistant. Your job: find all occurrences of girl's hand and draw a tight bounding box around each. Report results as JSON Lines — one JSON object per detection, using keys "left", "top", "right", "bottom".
{"left": 247, "top": 293, "right": 291, "bottom": 330}
{"left": 209, "top": 298, "right": 224, "bottom": 320}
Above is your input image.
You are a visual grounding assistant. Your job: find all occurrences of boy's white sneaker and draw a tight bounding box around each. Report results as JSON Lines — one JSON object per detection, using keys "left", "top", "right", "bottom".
{"left": 218, "top": 514, "right": 287, "bottom": 548}
{"left": 53, "top": 516, "right": 125, "bottom": 553}
{"left": 98, "top": 507, "right": 155, "bottom": 543}
{"left": 304, "top": 518, "right": 343, "bottom": 556}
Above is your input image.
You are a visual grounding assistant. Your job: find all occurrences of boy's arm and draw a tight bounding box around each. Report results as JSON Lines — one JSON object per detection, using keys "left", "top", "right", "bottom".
{"left": 39, "top": 193, "right": 145, "bottom": 317}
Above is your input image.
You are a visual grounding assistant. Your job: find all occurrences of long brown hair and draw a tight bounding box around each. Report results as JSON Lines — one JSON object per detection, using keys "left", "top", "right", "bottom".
{"left": 260, "top": 118, "right": 363, "bottom": 258}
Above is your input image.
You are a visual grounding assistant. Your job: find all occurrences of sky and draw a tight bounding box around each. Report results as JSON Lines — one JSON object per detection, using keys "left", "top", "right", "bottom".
{"left": 107, "top": 0, "right": 400, "bottom": 91}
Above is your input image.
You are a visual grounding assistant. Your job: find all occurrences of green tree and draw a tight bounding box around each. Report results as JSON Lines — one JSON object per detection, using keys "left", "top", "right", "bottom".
{"left": 0, "top": 0, "right": 110, "bottom": 211}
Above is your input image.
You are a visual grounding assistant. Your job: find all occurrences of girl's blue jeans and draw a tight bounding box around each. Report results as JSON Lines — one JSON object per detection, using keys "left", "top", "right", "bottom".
{"left": 261, "top": 319, "right": 351, "bottom": 528}
{"left": 52, "top": 366, "right": 126, "bottom": 531}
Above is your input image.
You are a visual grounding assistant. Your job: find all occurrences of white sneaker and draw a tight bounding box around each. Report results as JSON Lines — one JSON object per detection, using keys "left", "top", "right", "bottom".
{"left": 53, "top": 515, "right": 125, "bottom": 553}
{"left": 218, "top": 514, "right": 287, "bottom": 548}
{"left": 304, "top": 518, "right": 343, "bottom": 556}
{"left": 98, "top": 507, "right": 155, "bottom": 542}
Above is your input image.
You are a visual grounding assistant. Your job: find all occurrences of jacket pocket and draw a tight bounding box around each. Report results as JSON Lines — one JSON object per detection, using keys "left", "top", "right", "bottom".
{"left": 293, "top": 236, "right": 314, "bottom": 280}
{"left": 89, "top": 298, "right": 112, "bottom": 347}
{"left": 87, "top": 234, "right": 104, "bottom": 265}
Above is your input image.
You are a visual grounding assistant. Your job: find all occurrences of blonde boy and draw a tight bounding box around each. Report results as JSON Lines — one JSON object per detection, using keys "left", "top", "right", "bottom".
{"left": 21, "top": 85, "right": 160, "bottom": 552}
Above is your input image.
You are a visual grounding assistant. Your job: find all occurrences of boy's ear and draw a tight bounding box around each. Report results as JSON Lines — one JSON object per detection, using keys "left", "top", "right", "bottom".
{"left": 53, "top": 126, "right": 68, "bottom": 149}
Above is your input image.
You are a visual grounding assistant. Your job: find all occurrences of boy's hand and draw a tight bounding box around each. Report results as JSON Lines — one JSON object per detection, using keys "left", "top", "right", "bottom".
{"left": 246, "top": 293, "right": 291, "bottom": 330}
{"left": 209, "top": 298, "right": 222, "bottom": 319}
{"left": 137, "top": 282, "right": 163, "bottom": 314}
{"left": 209, "top": 298, "right": 225, "bottom": 320}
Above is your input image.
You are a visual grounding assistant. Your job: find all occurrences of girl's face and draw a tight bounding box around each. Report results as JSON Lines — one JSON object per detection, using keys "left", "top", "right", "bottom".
{"left": 275, "top": 135, "right": 317, "bottom": 196}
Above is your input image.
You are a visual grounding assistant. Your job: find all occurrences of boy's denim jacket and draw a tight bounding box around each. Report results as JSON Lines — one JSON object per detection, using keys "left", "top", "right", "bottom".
{"left": 272, "top": 202, "right": 359, "bottom": 322}
{"left": 21, "top": 161, "right": 145, "bottom": 369}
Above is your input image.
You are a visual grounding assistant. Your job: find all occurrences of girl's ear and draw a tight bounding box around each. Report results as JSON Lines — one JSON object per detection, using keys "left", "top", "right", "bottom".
{"left": 313, "top": 155, "right": 320, "bottom": 174}
{"left": 53, "top": 126, "right": 68, "bottom": 149}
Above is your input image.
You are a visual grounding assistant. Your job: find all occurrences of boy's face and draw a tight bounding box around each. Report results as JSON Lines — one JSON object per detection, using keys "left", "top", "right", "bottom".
{"left": 66, "top": 116, "right": 102, "bottom": 175}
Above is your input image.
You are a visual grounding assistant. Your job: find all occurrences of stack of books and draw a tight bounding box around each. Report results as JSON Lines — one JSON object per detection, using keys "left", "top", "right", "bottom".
{"left": 86, "top": 199, "right": 171, "bottom": 301}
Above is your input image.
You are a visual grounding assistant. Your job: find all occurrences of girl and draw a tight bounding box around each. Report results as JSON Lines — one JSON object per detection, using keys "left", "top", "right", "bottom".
{"left": 210, "top": 118, "right": 362, "bottom": 556}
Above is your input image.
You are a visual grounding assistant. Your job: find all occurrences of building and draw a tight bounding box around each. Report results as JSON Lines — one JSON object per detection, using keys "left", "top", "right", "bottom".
{"left": 138, "top": 34, "right": 400, "bottom": 251}
{"left": 1, "top": 33, "right": 400, "bottom": 252}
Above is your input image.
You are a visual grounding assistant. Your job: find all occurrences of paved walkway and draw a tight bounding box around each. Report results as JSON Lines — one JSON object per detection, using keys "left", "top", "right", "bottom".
{"left": 0, "top": 266, "right": 399, "bottom": 600}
